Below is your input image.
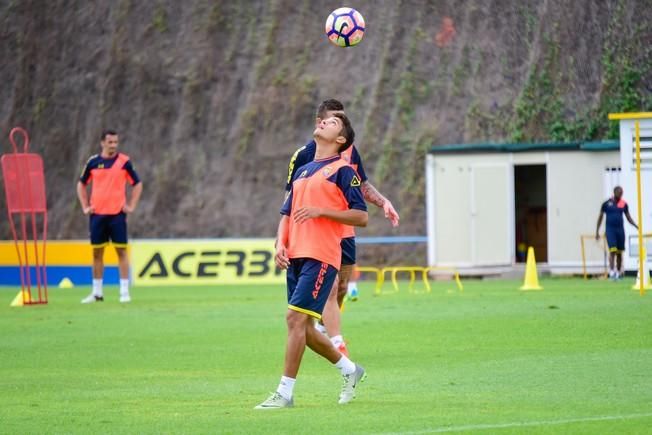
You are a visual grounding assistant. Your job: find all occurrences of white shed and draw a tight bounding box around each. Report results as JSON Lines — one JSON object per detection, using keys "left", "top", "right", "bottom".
{"left": 425, "top": 141, "right": 620, "bottom": 275}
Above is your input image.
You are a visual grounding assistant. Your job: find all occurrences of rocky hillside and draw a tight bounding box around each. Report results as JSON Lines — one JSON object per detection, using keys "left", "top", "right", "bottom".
{"left": 1, "top": 0, "right": 651, "bottom": 256}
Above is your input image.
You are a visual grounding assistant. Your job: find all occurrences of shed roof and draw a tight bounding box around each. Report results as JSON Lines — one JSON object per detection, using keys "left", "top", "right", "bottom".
{"left": 429, "top": 140, "right": 619, "bottom": 154}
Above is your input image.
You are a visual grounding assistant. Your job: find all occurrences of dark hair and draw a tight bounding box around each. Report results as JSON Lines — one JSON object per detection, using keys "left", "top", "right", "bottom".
{"left": 333, "top": 112, "right": 355, "bottom": 152}
{"left": 101, "top": 129, "right": 118, "bottom": 141}
{"left": 316, "top": 99, "right": 344, "bottom": 119}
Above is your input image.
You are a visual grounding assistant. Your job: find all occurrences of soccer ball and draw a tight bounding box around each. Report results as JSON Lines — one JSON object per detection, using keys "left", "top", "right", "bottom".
{"left": 325, "top": 7, "right": 365, "bottom": 47}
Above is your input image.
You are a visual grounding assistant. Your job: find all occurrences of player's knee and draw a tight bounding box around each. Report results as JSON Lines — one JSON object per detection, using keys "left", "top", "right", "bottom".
{"left": 286, "top": 310, "right": 307, "bottom": 330}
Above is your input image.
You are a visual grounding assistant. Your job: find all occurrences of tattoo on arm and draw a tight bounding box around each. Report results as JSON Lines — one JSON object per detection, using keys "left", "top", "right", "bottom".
{"left": 361, "top": 181, "right": 387, "bottom": 208}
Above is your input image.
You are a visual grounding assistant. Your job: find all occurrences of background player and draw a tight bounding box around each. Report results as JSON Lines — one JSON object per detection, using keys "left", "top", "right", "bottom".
{"left": 77, "top": 130, "right": 142, "bottom": 303}
{"left": 257, "top": 114, "right": 367, "bottom": 409}
{"left": 596, "top": 186, "right": 638, "bottom": 280}
{"left": 285, "top": 99, "right": 400, "bottom": 356}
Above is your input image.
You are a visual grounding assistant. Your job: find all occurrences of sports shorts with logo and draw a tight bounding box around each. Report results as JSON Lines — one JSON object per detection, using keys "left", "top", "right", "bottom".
{"left": 286, "top": 258, "right": 338, "bottom": 319}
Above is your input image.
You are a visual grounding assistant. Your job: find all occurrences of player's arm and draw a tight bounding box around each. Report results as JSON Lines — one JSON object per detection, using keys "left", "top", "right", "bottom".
{"left": 275, "top": 190, "right": 293, "bottom": 269}
{"left": 77, "top": 160, "right": 94, "bottom": 215}
{"left": 595, "top": 205, "right": 604, "bottom": 239}
{"left": 76, "top": 181, "right": 93, "bottom": 215}
{"left": 624, "top": 208, "right": 638, "bottom": 229}
{"left": 123, "top": 161, "right": 142, "bottom": 213}
{"left": 294, "top": 207, "right": 367, "bottom": 226}
{"left": 361, "top": 180, "right": 399, "bottom": 227}
{"left": 350, "top": 147, "right": 399, "bottom": 227}
{"left": 124, "top": 182, "right": 143, "bottom": 213}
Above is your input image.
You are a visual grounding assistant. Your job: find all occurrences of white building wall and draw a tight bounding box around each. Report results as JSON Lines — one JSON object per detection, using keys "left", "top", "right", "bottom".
{"left": 547, "top": 151, "right": 620, "bottom": 271}
{"left": 618, "top": 119, "right": 652, "bottom": 270}
{"left": 429, "top": 153, "right": 511, "bottom": 267}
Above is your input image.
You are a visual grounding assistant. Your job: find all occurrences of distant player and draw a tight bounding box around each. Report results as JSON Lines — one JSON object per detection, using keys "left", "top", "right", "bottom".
{"left": 596, "top": 186, "right": 638, "bottom": 280}
{"left": 77, "top": 130, "right": 142, "bottom": 303}
{"left": 285, "top": 99, "right": 399, "bottom": 356}
{"left": 256, "top": 113, "right": 367, "bottom": 409}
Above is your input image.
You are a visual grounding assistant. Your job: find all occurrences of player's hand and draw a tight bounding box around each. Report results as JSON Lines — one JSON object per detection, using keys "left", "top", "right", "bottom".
{"left": 293, "top": 207, "right": 322, "bottom": 224}
{"left": 83, "top": 206, "right": 94, "bottom": 215}
{"left": 383, "top": 201, "right": 400, "bottom": 227}
{"left": 595, "top": 233, "right": 600, "bottom": 241}
{"left": 123, "top": 204, "right": 135, "bottom": 213}
{"left": 275, "top": 244, "right": 290, "bottom": 270}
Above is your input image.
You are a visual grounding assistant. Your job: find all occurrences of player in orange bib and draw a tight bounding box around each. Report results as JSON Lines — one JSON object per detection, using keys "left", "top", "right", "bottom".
{"left": 77, "top": 130, "right": 142, "bottom": 303}
{"left": 285, "top": 99, "right": 400, "bottom": 357}
{"left": 256, "top": 113, "right": 368, "bottom": 409}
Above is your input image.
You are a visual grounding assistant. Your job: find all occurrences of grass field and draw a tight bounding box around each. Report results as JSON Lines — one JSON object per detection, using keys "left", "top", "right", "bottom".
{"left": 1, "top": 278, "right": 651, "bottom": 434}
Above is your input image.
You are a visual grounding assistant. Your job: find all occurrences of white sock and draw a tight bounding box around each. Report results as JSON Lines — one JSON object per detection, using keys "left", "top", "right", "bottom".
{"left": 276, "top": 375, "right": 295, "bottom": 400}
{"left": 334, "top": 355, "right": 356, "bottom": 375}
{"left": 314, "top": 322, "right": 327, "bottom": 334}
{"left": 92, "top": 279, "right": 103, "bottom": 296}
{"left": 120, "top": 279, "right": 129, "bottom": 296}
{"left": 330, "top": 335, "right": 344, "bottom": 347}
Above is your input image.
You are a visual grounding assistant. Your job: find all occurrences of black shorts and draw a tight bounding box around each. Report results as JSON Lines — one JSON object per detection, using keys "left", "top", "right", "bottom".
{"left": 286, "top": 258, "right": 338, "bottom": 319}
{"left": 340, "top": 237, "right": 356, "bottom": 265}
{"left": 605, "top": 226, "right": 625, "bottom": 252}
{"left": 89, "top": 212, "right": 128, "bottom": 247}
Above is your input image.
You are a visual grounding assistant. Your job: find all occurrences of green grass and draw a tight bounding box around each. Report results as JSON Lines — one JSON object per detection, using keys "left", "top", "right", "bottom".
{"left": 1, "top": 279, "right": 651, "bottom": 434}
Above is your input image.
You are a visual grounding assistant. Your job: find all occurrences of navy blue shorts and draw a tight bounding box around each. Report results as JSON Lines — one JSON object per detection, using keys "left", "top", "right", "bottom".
{"left": 89, "top": 213, "right": 128, "bottom": 247}
{"left": 286, "top": 258, "right": 338, "bottom": 319}
{"left": 605, "top": 226, "right": 625, "bottom": 252}
{"left": 341, "top": 237, "right": 356, "bottom": 265}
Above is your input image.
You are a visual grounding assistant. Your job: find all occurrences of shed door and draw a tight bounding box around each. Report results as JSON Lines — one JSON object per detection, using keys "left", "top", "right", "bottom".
{"left": 471, "top": 164, "right": 511, "bottom": 265}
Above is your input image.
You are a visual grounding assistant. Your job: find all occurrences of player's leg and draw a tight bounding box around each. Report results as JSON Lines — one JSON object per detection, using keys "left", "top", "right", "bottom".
{"left": 322, "top": 237, "right": 356, "bottom": 355}
{"left": 110, "top": 212, "right": 131, "bottom": 302}
{"left": 347, "top": 267, "right": 360, "bottom": 301}
{"left": 82, "top": 214, "right": 107, "bottom": 303}
{"left": 321, "top": 277, "right": 343, "bottom": 346}
{"left": 325, "top": 264, "right": 353, "bottom": 355}
{"left": 615, "top": 227, "right": 625, "bottom": 278}
{"left": 115, "top": 247, "right": 130, "bottom": 302}
{"left": 336, "top": 264, "right": 354, "bottom": 308}
{"left": 257, "top": 259, "right": 306, "bottom": 408}
{"left": 296, "top": 259, "right": 365, "bottom": 405}
{"left": 93, "top": 246, "right": 105, "bottom": 280}
{"left": 606, "top": 229, "right": 617, "bottom": 279}
{"left": 284, "top": 309, "right": 310, "bottom": 378}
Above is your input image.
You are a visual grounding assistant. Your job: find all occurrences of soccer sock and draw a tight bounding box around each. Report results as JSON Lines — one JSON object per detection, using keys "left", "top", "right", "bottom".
{"left": 334, "top": 355, "right": 356, "bottom": 375}
{"left": 92, "top": 279, "right": 103, "bottom": 296}
{"left": 330, "top": 335, "right": 344, "bottom": 348}
{"left": 119, "top": 279, "right": 129, "bottom": 295}
{"left": 315, "top": 321, "right": 327, "bottom": 334}
{"left": 276, "top": 376, "right": 295, "bottom": 400}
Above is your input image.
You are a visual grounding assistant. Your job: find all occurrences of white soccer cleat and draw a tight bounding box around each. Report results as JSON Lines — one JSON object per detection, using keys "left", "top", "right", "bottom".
{"left": 254, "top": 392, "right": 294, "bottom": 409}
{"left": 119, "top": 293, "right": 131, "bottom": 303}
{"left": 338, "top": 364, "right": 366, "bottom": 404}
{"left": 81, "top": 294, "right": 104, "bottom": 304}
